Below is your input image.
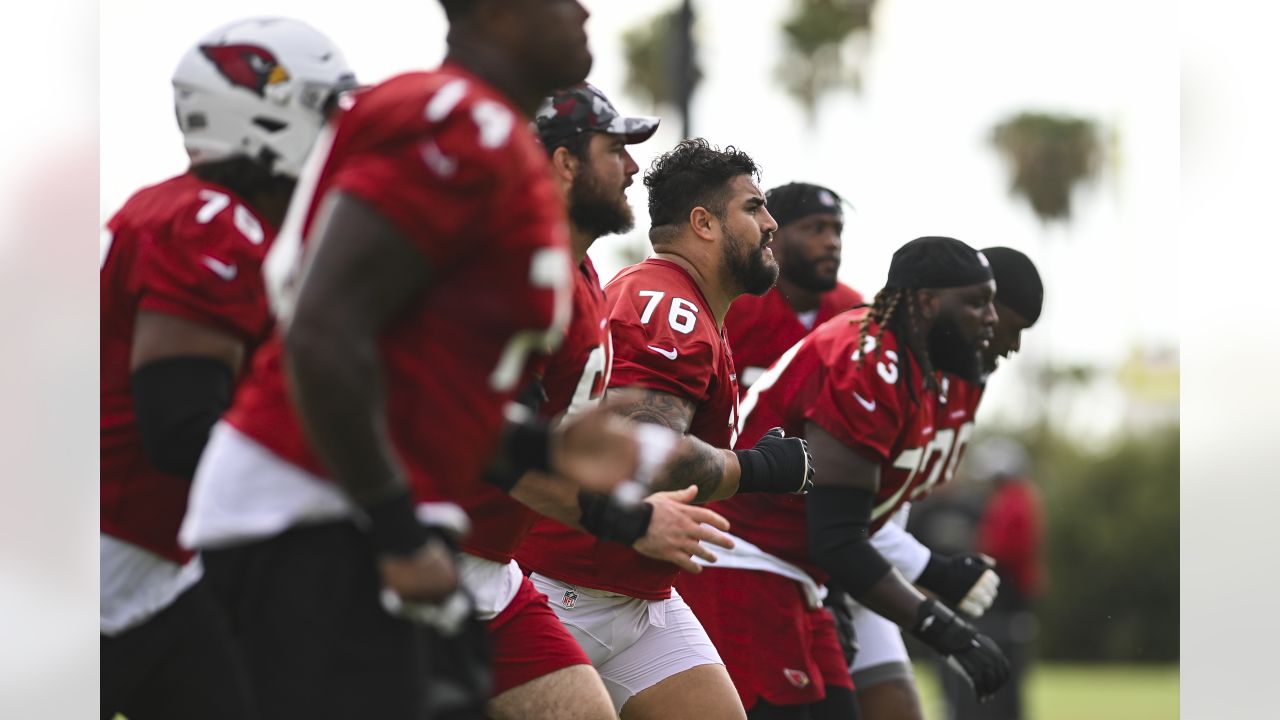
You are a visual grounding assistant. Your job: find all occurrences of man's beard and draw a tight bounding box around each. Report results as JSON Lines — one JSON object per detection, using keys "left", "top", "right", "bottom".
{"left": 928, "top": 312, "right": 984, "bottom": 383}
{"left": 569, "top": 166, "right": 633, "bottom": 239}
{"left": 724, "top": 226, "right": 779, "bottom": 296}
{"left": 781, "top": 252, "right": 839, "bottom": 293}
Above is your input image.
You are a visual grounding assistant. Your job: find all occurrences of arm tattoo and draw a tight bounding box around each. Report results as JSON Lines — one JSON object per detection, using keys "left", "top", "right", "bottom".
{"left": 607, "top": 387, "right": 726, "bottom": 502}
{"left": 655, "top": 437, "right": 726, "bottom": 503}
{"left": 607, "top": 387, "right": 697, "bottom": 432}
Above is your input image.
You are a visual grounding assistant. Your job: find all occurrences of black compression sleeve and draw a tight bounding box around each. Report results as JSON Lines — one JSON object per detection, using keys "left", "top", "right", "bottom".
{"left": 483, "top": 409, "right": 552, "bottom": 492}
{"left": 806, "top": 485, "right": 894, "bottom": 598}
{"left": 131, "top": 356, "right": 234, "bottom": 479}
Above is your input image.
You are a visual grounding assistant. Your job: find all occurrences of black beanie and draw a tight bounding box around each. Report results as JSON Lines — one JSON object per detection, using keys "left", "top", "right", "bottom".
{"left": 765, "top": 182, "right": 844, "bottom": 228}
{"left": 981, "top": 246, "right": 1043, "bottom": 325}
{"left": 884, "top": 236, "right": 993, "bottom": 290}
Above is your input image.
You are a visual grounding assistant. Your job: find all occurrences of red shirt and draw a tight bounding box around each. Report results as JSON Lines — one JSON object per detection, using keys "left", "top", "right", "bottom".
{"left": 224, "top": 65, "right": 573, "bottom": 543}
{"left": 518, "top": 258, "right": 739, "bottom": 599}
{"left": 710, "top": 310, "right": 938, "bottom": 582}
{"left": 101, "top": 173, "right": 276, "bottom": 563}
{"left": 725, "top": 282, "right": 863, "bottom": 392}
{"left": 908, "top": 375, "right": 984, "bottom": 504}
{"left": 539, "top": 255, "right": 612, "bottom": 419}
{"left": 464, "top": 256, "right": 612, "bottom": 562}
{"left": 977, "top": 479, "right": 1044, "bottom": 597}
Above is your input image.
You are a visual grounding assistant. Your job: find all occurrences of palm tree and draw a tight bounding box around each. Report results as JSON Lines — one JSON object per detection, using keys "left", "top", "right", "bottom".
{"left": 988, "top": 111, "right": 1108, "bottom": 463}
{"left": 776, "top": 0, "right": 877, "bottom": 123}
{"left": 990, "top": 112, "right": 1104, "bottom": 224}
{"left": 622, "top": 1, "right": 700, "bottom": 138}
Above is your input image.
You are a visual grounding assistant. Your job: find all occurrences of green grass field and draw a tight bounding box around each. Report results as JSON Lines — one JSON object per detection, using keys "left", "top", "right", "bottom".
{"left": 914, "top": 662, "right": 1179, "bottom": 720}
{"left": 117, "top": 662, "right": 1179, "bottom": 720}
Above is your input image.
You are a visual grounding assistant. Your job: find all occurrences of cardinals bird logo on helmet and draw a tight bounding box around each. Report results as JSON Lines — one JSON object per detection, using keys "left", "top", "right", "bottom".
{"left": 199, "top": 44, "right": 290, "bottom": 97}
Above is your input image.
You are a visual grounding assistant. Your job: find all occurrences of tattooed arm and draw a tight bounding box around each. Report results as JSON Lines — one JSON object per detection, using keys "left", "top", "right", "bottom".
{"left": 605, "top": 386, "right": 742, "bottom": 503}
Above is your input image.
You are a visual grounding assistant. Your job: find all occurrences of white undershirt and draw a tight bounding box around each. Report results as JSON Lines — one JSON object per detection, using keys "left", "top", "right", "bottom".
{"left": 100, "top": 535, "right": 203, "bottom": 636}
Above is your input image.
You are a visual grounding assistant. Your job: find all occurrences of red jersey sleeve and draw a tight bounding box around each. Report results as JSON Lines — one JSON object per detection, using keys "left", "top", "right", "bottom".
{"left": 131, "top": 192, "right": 273, "bottom": 342}
{"left": 324, "top": 81, "right": 509, "bottom": 272}
{"left": 805, "top": 334, "right": 910, "bottom": 461}
{"left": 608, "top": 296, "right": 717, "bottom": 402}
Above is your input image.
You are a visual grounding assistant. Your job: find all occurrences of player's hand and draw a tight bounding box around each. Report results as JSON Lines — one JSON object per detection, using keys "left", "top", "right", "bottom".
{"left": 735, "top": 428, "right": 815, "bottom": 494}
{"left": 633, "top": 485, "right": 734, "bottom": 573}
{"left": 551, "top": 402, "right": 643, "bottom": 493}
{"left": 377, "top": 536, "right": 478, "bottom": 636}
{"left": 910, "top": 598, "right": 1010, "bottom": 702}
{"left": 917, "top": 552, "right": 1001, "bottom": 617}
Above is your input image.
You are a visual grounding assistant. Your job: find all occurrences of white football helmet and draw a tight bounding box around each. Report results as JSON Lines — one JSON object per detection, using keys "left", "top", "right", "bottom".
{"left": 172, "top": 17, "right": 356, "bottom": 178}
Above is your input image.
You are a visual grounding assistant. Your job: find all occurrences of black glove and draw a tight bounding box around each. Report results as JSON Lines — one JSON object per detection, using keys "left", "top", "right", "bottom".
{"left": 917, "top": 552, "right": 1000, "bottom": 617}
{"left": 910, "top": 598, "right": 1010, "bottom": 702}
{"left": 734, "top": 428, "right": 815, "bottom": 494}
{"left": 823, "top": 587, "right": 859, "bottom": 670}
{"left": 421, "top": 607, "right": 493, "bottom": 720}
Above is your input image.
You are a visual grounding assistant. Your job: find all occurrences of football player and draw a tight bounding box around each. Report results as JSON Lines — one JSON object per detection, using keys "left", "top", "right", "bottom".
{"left": 177, "top": 2, "right": 658, "bottom": 719}
{"left": 677, "top": 237, "right": 1012, "bottom": 720}
{"left": 519, "top": 138, "right": 816, "bottom": 720}
{"left": 843, "top": 246, "right": 1043, "bottom": 720}
{"left": 725, "top": 182, "right": 864, "bottom": 392}
{"left": 511, "top": 83, "right": 738, "bottom": 578}
{"left": 100, "top": 17, "right": 355, "bottom": 720}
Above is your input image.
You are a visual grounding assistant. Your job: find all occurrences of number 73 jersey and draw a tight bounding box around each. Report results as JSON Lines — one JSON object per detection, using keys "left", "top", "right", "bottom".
{"left": 713, "top": 309, "right": 940, "bottom": 582}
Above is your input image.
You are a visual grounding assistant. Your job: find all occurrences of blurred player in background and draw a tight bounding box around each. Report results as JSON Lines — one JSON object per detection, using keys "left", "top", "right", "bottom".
{"left": 678, "top": 237, "right": 1011, "bottom": 720}
{"left": 520, "top": 138, "right": 815, "bottom": 720}
{"left": 99, "top": 17, "right": 355, "bottom": 720}
{"left": 725, "top": 181, "right": 863, "bottom": 391}
{"left": 177, "top": 2, "right": 657, "bottom": 719}
{"left": 837, "top": 245, "right": 1043, "bottom": 720}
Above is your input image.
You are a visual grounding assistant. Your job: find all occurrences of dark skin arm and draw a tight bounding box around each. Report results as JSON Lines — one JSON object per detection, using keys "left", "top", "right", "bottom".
{"left": 604, "top": 386, "right": 742, "bottom": 503}
{"left": 805, "top": 421, "right": 928, "bottom": 628}
{"left": 284, "top": 190, "right": 456, "bottom": 603}
{"left": 130, "top": 311, "right": 243, "bottom": 372}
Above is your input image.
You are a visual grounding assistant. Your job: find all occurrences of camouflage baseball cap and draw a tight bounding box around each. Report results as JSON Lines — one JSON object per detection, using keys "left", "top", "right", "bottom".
{"left": 535, "top": 83, "right": 660, "bottom": 149}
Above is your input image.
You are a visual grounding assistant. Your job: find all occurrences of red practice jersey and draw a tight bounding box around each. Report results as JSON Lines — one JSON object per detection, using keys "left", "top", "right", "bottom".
{"left": 539, "top": 255, "right": 612, "bottom": 419}
{"left": 518, "top": 258, "right": 739, "bottom": 599}
{"left": 463, "top": 255, "right": 612, "bottom": 562}
{"left": 710, "top": 309, "right": 938, "bottom": 582}
{"left": 224, "top": 64, "right": 572, "bottom": 545}
{"left": 725, "top": 282, "right": 863, "bottom": 393}
{"left": 907, "top": 375, "right": 984, "bottom": 505}
{"left": 101, "top": 173, "right": 277, "bottom": 563}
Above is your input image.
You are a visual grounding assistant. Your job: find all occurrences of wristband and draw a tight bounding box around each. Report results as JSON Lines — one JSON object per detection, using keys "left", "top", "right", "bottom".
{"left": 484, "top": 405, "right": 553, "bottom": 491}
{"left": 578, "top": 491, "right": 653, "bottom": 545}
{"left": 732, "top": 448, "right": 769, "bottom": 493}
{"left": 365, "top": 488, "right": 432, "bottom": 556}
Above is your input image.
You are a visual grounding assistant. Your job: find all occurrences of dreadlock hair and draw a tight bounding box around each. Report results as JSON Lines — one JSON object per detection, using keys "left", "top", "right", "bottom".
{"left": 852, "top": 287, "right": 938, "bottom": 403}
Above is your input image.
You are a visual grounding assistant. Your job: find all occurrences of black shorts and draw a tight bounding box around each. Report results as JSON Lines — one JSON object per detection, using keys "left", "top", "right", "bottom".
{"left": 201, "top": 521, "right": 435, "bottom": 720}
{"left": 100, "top": 578, "right": 253, "bottom": 720}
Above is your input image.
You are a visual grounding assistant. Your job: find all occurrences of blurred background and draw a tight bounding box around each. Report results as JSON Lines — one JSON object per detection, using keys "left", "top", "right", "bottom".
{"left": 96, "top": 1, "right": 1179, "bottom": 718}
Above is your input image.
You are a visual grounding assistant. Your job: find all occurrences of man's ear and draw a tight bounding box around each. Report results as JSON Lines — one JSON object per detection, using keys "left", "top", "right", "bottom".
{"left": 549, "top": 145, "right": 579, "bottom": 185}
{"left": 915, "top": 288, "right": 940, "bottom": 323}
{"left": 689, "top": 205, "right": 718, "bottom": 242}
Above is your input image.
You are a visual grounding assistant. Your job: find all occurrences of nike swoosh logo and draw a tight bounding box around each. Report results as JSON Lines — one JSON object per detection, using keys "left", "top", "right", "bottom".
{"left": 201, "top": 255, "right": 238, "bottom": 281}
{"left": 647, "top": 345, "right": 678, "bottom": 360}
{"left": 853, "top": 392, "right": 876, "bottom": 412}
